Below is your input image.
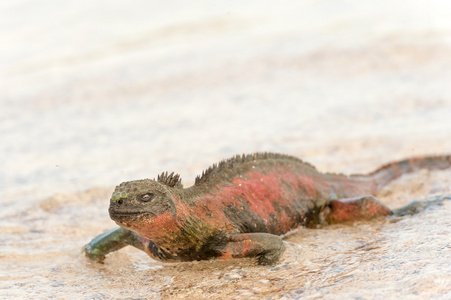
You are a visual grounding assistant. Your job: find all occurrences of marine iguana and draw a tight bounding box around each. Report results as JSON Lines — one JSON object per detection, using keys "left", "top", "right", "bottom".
{"left": 84, "top": 153, "right": 451, "bottom": 265}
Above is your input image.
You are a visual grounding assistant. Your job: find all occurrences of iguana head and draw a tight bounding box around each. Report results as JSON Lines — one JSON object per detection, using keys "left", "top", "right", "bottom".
{"left": 108, "top": 179, "right": 178, "bottom": 235}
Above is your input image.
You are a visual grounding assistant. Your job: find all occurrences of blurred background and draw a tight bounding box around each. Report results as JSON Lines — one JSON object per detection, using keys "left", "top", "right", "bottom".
{"left": 1, "top": 1, "right": 451, "bottom": 297}
{"left": 2, "top": 1, "right": 451, "bottom": 209}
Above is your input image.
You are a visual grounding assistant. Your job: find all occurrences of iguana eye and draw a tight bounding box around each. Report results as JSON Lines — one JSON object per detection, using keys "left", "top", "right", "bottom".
{"left": 140, "top": 193, "right": 155, "bottom": 202}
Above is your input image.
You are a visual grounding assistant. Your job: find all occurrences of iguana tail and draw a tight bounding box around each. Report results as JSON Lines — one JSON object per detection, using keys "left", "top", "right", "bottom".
{"left": 369, "top": 155, "right": 451, "bottom": 192}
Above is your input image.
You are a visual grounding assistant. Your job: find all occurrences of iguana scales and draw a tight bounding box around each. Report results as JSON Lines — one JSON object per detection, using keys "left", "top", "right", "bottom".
{"left": 84, "top": 153, "right": 451, "bottom": 265}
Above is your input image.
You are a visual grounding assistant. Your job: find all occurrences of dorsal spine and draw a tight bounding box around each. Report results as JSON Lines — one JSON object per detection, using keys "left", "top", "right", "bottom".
{"left": 157, "top": 171, "right": 183, "bottom": 188}
{"left": 194, "top": 152, "right": 316, "bottom": 186}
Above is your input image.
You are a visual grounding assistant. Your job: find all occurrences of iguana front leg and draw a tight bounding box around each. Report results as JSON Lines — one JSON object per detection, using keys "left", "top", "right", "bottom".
{"left": 84, "top": 227, "right": 142, "bottom": 263}
{"left": 218, "top": 233, "right": 286, "bottom": 265}
{"left": 84, "top": 227, "right": 172, "bottom": 263}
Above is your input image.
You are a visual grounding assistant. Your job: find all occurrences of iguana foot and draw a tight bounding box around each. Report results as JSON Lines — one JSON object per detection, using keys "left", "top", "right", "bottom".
{"left": 219, "top": 233, "right": 285, "bottom": 265}
{"left": 84, "top": 243, "right": 106, "bottom": 263}
{"left": 392, "top": 194, "right": 451, "bottom": 216}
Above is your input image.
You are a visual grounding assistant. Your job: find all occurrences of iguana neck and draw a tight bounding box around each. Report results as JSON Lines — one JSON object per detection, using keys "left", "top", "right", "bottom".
{"left": 167, "top": 184, "right": 207, "bottom": 207}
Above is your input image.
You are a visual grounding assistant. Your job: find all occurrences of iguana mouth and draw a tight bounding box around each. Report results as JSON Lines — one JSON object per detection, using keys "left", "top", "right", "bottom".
{"left": 109, "top": 210, "right": 142, "bottom": 215}
{"left": 109, "top": 209, "right": 150, "bottom": 219}
{"left": 109, "top": 211, "right": 144, "bottom": 227}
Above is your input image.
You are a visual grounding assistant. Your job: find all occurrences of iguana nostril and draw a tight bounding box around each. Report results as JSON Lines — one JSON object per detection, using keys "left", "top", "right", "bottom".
{"left": 111, "top": 192, "right": 127, "bottom": 205}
